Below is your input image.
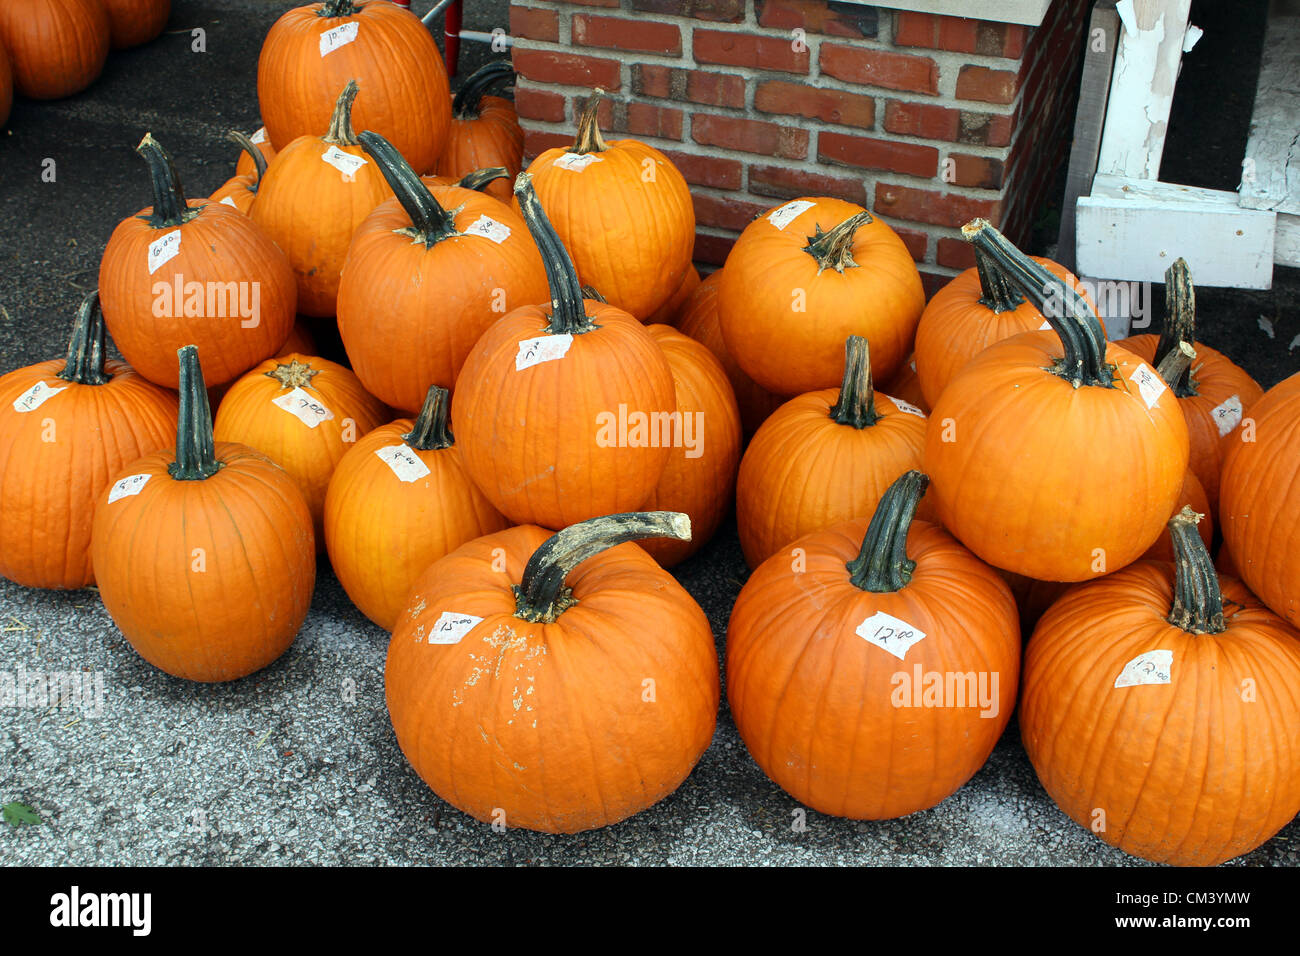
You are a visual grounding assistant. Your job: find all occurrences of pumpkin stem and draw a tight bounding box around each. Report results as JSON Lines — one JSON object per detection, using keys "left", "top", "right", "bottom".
{"left": 136, "top": 133, "right": 200, "bottom": 229}
{"left": 1167, "top": 507, "right": 1227, "bottom": 635}
{"left": 513, "top": 512, "right": 692, "bottom": 623}
{"left": 804, "top": 211, "right": 873, "bottom": 275}
{"left": 973, "top": 245, "right": 1024, "bottom": 313}
{"left": 168, "top": 346, "right": 222, "bottom": 481}
{"left": 514, "top": 172, "right": 595, "bottom": 335}
{"left": 56, "top": 291, "right": 111, "bottom": 387}
{"left": 402, "top": 385, "right": 455, "bottom": 451}
{"left": 227, "top": 129, "right": 267, "bottom": 192}
{"left": 359, "top": 130, "right": 459, "bottom": 247}
{"left": 570, "top": 90, "right": 610, "bottom": 155}
{"left": 1156, "top": 258, "right": 1199, "bottom": 397}
{"left": 1155, "top": 340, "right": 1197, "bottom": 390}
{"left": 580, "top": 285, "right": 607, "bottom": 303}
{"left": 452, "top": 60, "right": 515, "bottom": 120}
{"left": 828, "top": 335, "right": 879, "bottom": 428}
{"left": 265, "top": 358, "right": 321, "bottom": 390}
{"left": 456, "top": 166, "right": 509, "bottom": 192}
{"left": 961, "top": 218, "right": 1112, "bottom": 389}
{"left": 846, "top": 471, "right": 928, "bottom": 593}
{"left": 318, "top": 0, "right": 359, "bottom": 17}
{"left": 323, "top": 80, "right": 361, "bottom": 146}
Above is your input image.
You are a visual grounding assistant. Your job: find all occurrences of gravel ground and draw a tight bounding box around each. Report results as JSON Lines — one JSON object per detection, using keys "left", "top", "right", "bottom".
{"left": 1, "top": 1, "right": 1298, "bottom": 866}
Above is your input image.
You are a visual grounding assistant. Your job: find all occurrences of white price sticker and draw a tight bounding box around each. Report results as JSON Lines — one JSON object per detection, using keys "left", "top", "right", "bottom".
{"left": 890, "top": 396, "right": 925, "bottom": 418}
{"left": 462, "top": 215, "right": 511, "bottom": 244}
{"left": 1114, "top": 649, "right": 1173, "bottom": 688}
{"left": 515, "top": 333, "right": 573, "bottom": 371}
{"left": 552, "top": 152, "right": 602, "bottom": 172}
{"left": 147, "top": 229, "right": 182, "bottom": 275}
{"left": 375, "top": 444, "right": 431, "bottom": 483}
{"left": 12, "top": 380, "right": 66, "bottom": 413}
{"left": 250, "top": 127, "right": 267, "bottom": 144}
{"left": 322, "top": 145, "right": 367, "bottom": 179}
{"left": 1038, "top": 319, "right": 1052, "bottom": 330}
{"left": 855, "top": 610, "right": 926, "bottom": 661}
{"left": 108, "top": 473, "right": 152, "bottom": 503}
{"left": 1211, "top": 394, "right": 1243, "bottom": 436}
{"left": 767, "top": 199, "right": 815, "bottom": 230}
{"left": 220, "top": 195, "right": 238, "bottom": 207}
{"left": 272, "top": 387, "right": 335, "bottom": 428}
{"left": 1129, "top": 362, "right": 1167, "bottom": 409}
{"left": 319, "top": 21, "right": 359, "bottom": 57}
{"left": 427, "top": 611, "right": 483, "bottom": 645}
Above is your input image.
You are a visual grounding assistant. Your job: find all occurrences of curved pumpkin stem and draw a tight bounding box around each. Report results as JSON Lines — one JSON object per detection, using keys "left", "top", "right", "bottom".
{"left": 1167, "top": 507, "right": 1226, "bottom": 634}
{"left": 456, "top": 166, "right": 509, "bottom": 192}
{"left": 1156, "top": 258, "right": 1199, "bottom": 397}
{"left": 56, "top": 291, "right": 111, "bottom": 387}
{"left": 136, "top": 133, "right": 199, "bottom": 229}
{"left": 570, "top": 90, "right": 610, "bottom": 155}
{"left": 359, "top": 130, "right": 459, "bottom": 247}
{"left": 514, "top": 172, "right": 594, "bottom": 335}
{"left": 961, "top": 218, "right": 1112, "bottom": 389}
{"left": 169, "top": 346, "right": 222, "bottom": 481}
{"left": 323, "top": 80, "right": 361, "bottom": 146}
{"left": 403, "top": 385, "right": 455, "bottom": 451}
{"left": 452, "top": 60, "right": 515, "bottom": 120}
{"left": 804, "top": 211, "right": 873, "bottom": 275}
{"left": 514, "top": 512, "right": 692, "bottom": 623}
{"left": 1155, "top": 340, "right": 1196, "bottom": 390}
{"left": 318, "top": 0, "right": 359, "bottom": 17}
{"left": 828, "top": 335, "right": 879, "bottom": 428}
{"left": 227, "top": 129, "right": 267, "bottom": 192}
{"left": 973, "top": 245, "right": 1024, "bottom": 313}
{"left": 846, "top": 471, "right": 929, "bottom": 593}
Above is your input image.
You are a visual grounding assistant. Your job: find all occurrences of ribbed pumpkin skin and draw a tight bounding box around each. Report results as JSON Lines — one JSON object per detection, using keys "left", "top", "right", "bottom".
{"left": 1020, "top": 566, "right": 1300, "bottom": 866}
{"left": 674, "top": 271, "right": 784, "bottom": 440}
{"left": 924, "top": 333, "right": 1189, "bottom": 581}
{"left": 1118, "top": 333, "right": 1263, "bottom": 515}
{"left": 638, "top": 325, "right": 742, "bottom": 567}
{"left": 1141, "top": 469, "right": 1211, "bottom": 563}
{"left": 256, "top": 2, "right": 449, "bottom": 173}
{"left": 92, "top": 442, "right": 315, "bottom": 682}
{"left": 882, "top": 353, "right": 928, "bottom": 414}
{"left": 0, "top": 0, "right": 109, "bottom": 100}
{"left": 646, "top": 265, "right": 700, "bottom": 327}
{"left": 0, "top": 359, "right": 177, "bottom": 588}
{"left": 727, "top": 517, "right": 1019, "bottom": 819}
{"left": 337, "top": 186, "right": 548, "bottom": 412}
{"left": 718, "top": 198, "right": 924, "bottom": 395}
{"left": 434, "top": 94, "right": 523, "bottom": 203}
{"left": 915, "top": 256, "right": 1095, "bottom": 409}
{"left": 1219, "top": 371, "right": 1300, "bottom": 626}
{"left": 235, "top": 128, "right": 276, "bottom": 177}
{"left": 101, "top": 0, "right": 168, "bottom": 49}
{"left": 525, "top": 141, "right": 694, "bottom": 320}
{"left": 98, "top": 199, "right": 297, "bottom": 388}
{"left": 0, "top": 38, "right": 13, "bottom": 127}
{"left": 386, "top": 525, "right": 720, "bottom": 833}
{"left": 323, "top": 417, "right": 509, "bottom": 631}
{"left": 212, "top": 354, "right": 388, "bottom": 543}
{"left": 736, "top": 389, "right": 930, "bottom": 569}
{"left": 452, "top": 303, "right": 677, "bottom": 530}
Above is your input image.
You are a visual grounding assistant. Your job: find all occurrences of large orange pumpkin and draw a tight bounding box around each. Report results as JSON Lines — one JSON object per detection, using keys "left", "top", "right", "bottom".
{"left": 923, "top": 220, "right": 1188, "bottom": 581}
{"left": 98, "top": 134, "right": 297, "bottom": 388}
{"left": 522, "top": 92, "right": 695, "bottom": 321}
{"left": 209, "top": 130, "right": 268, "bottom": 215}
{"left": 91, "top": 346, "right": 315, "bottom": 682}
{"left": 324, "top": 385, "right": 509, "bottom": 631}
{"left": 1021, "top": 508, "right": 1300, "bottom": 865}
{"left": 737, "top": 335, "right": 931, "bottom": 569}
{"left": 717, "top": 196, "right": 924, "bottom": 395}
{"left": 452, "top": 174, "right": 677, "bottom": 530}
{"left": 0, "top": 0, "right": 109, "bottom": 100}
{"left": 0, "top": 292, "right": 177, "bottom": 589}
{"left": 257, "top": 0, "right": 449, "bottom": 173}
{"left": 386, "top": 511, "right": 719, "bottom": 833}
{"left": 727, "top": 471, "right": 1019, "bottom": 819}
{"left": 336, "top": 131, "right": 548, "bottom": 413}
{"left": 101, "top": 0, "right": 168, "bottom": 49}
{"left": 433, "top": 60, "right": 522, "bottom": 204}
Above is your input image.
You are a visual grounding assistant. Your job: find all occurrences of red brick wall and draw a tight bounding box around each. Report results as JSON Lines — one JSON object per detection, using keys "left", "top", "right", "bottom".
{"left": 509, "top": 0, "right": 1091, "bottom": 291}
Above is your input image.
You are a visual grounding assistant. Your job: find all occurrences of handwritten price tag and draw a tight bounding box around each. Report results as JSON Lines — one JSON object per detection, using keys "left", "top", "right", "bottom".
{"left": 1114, "top": 649, "right": 1173, "bottom": 688}
{"left": 855, "top": 610, "right": 927, "bottom": 661}
{"left": 272, "top": 387, "right": 335, "bottom": 428}
{"left": 1211, "top": 394, "right": 1243, "bottom": 436}
{"left": 321, "top": 145, "right": 367, "bottom": 180}
{"left": 1129, "top": 362, "right": 1167, "bottom": 409}
{"left": 552, "top": 152, "right": 602, "bottom": 172}
{"left": 515, "top": 333, "right": 573, "bottom": 371}
{"left": 375, "top": 444, "right": 431, "bottom": 483}
{"left": 108, "top": 473, "right": 152, "bottom": 503}
{"left": 462, "top": 215, "right": 511, "bottom": 244}
{"left": 890, "top": 396, "right": 926, "bottom": 418}
{"left": 319, "top": 22, "right": 359, "bottom": 57}
{"left": 147, "top": 230, "right": 182, "bottom": 275}
{"left": 427, "top": 611, "right": 483, "bottom": 645}
{"left": 12, "top": 380, "right": 66, "bottom": 414}
{"left": 767, "top": 199, "right": 815, "bottom": 230}
{"left": 250, "top": 127, "right": 267, "bottom": 145}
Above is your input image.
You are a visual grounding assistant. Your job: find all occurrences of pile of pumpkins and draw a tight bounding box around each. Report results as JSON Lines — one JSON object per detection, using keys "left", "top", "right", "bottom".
{"left": 1, "top": 0, "right": 1297, "bottom": 867}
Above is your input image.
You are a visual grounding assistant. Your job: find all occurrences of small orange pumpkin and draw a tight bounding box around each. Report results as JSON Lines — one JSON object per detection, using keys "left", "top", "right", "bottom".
{"left": 0, "top": 0, "right": 109, "bottom": 100}
{"left": 433, "top": 60, "right": 523, "bottom": 204}
{"left": 209, "top": 130, "right": 268, "bottom": 214}
{"left": 101, "top": 0, "right": 168, "bottom": 49}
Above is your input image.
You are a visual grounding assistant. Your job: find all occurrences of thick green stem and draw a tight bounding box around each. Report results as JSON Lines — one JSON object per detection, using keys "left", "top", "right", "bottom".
{"left": 570, "top": 90, "right": 609, "bottom": 154}
{"left": 514, "top": 172, "right": 594, "bottom": 335}
{"left": 973, "top": 245, "right": 1024, "bottom": 313}
{"left": 56, "top": 291, "right": 111, "bottom": 387}
{"left": 1156, "top": 257, "right": 1198, "bottom": 397}
{"left": 456, "top": 166, "right": 508, "bottom": 192}
{"left": 323, "top": 80, "right": 361, "bottom": 146}
{"left": 452, "top": 60, "right": 515, "bottom": 119}
{"left": 136, "top": 133, "right": 199, "bottom": 228}
{"left": 846, "top": 471, "right": 929, "bottom": 592}
{"left": 359, "top": 130, "right": 459, "bottom": 247}
{"left": 227, "top": 129, "right": 267, "bottom": 191}
{"left": 168, "top": 346, "right": 222, "bottom": 481}
{"left": 318, "top": 0, "right": 358, "bottom": 17}
{"left": 804, "top": 211, "right": 873, "bottom": 274}
{"left": 402, "top": 385, "right": 455, "bottom": 451}
{"left": 828, "top": 335, "right": 879, "bottom": 428}
{"left": 514, "top": 512, "right": 691, "bottom": 623}
{"left": 961, "top": 218, "right": 1112, "bottom": 388}
{"left": 1167, "top": 507, "right": 1226, "bottom": 634}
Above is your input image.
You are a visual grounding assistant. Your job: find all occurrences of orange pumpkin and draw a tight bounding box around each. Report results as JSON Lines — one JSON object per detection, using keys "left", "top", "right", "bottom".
{"left": 0, "top": 292, "right": 177, "bottom": 589}
{"left": 98, "top": 134, "right": 297, "bottom": 388}
{"left": 101, "top": 0, "right": 168, "bottom": 49}
{"left": 452, "top": 174, "right": 677, "bottom": 530}
{"left": 1140, "top": 468, "right": 1211, "bottom": 563}
{"left": 0, "top": 0, "right": 109, "bottom": 100}
{"left": 718, "top": 196, "right": 924, "bottom": 395}
{"left": 727, "top": 471, "right": 1019, "bottom": 819}
{"left": 257, "top": 0, "right": 449, "bottom": 173}
{"left": 923, "top": 220, "right": 1188, "bottom": 582}
{"left": 209, "top": 130, "right": 267, "bottom": 215}
{"left": 337, "top": 132, "right": 548, "bottom": 413}
{"left": 522, "top": 92, "right": 694, "bottom": 321}
{"left": 737, "top": 335, "right": 930, "bottom": 569}
{"left": 212, "top": 354, "right": 387, "bottom": 543}
{"left": 249, "top": 80, "right": 394, "bottom": 317}
{"left": 881, "top": 352, "right": 928, "bottom": 415}
{"left": 646, "top": 265, "right": 701, "bottom": 327}
{"left": 91, "top": 346, "right": 315, "bottom": 682}
{"left": 235, "top": 126, "right": 276, "bottom": 177}
{"left": 433, "top": 60, "right": 522, "bottom": 204}
{"left": 324, "top": 385, "right": 509, "bottom": 631}
{"left": 386, "top": 511, "right": 719, "bottom": 833}
{"left": 1021, "top": 508, "right": 1300, "bottom": 865}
